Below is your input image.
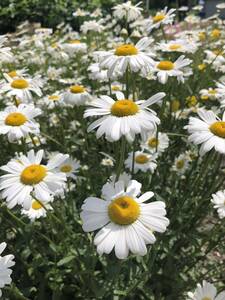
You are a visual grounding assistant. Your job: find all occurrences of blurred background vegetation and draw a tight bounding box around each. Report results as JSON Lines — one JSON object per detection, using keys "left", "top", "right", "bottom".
{"left": 0, "top": 0, "right": 199, "bottom": 34}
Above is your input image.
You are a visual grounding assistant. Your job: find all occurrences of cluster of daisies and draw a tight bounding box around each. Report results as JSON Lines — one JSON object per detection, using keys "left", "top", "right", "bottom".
{"left": 0, "top": 0, "right": 224, "bottom": 297}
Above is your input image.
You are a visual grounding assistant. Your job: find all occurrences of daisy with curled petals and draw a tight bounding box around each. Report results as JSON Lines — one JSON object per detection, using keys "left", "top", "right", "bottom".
{"left": 0, "top": 74, "right": 42, "bottom": 102}
{"left": 21, "top": 198, "right": 53, "bottom": 222}
{"left": 146, "top": 7, "right": 176, "bottom": 33}
{"left": 80, "top": 179, "right": 169, "bottom": 259}
{"left": 211, "top": 190, "right": 225, "bottom": 219}
{"left": 0, "top": 35, "right": 13, "bottom": 62}
{"left": 153, "top": 55, "right": 192, "bottom": 84}
{"left": 187, "top": 280, "right": 225, "bottom": 300}
{"left": 125, "top": 151, "right": 158, "bottom": 174}
{"left": 84, "top": 92, "right": 165, "bottom": 142}
{"left": 63, "top": 85, "right": 91, "bottom": 106}
{"left": 96, "top": 37, "right": 155, "bottom": 78}
{"left": 185, "top": 109, "right": 225, "bottom": 155}
{"left": 0, "top": 104, "right": 41, "bottom": 142}
{"left": 112, "top": 1, "right": 143, "bottom": 22}
{"left": 0, "top": 242, "right": 15, "bottom": 297}
{"left": 0, "top": 149, "right": 68, "bottom": 209}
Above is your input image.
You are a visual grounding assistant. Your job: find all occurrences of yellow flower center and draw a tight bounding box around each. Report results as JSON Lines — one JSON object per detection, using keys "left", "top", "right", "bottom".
{"left": 11, "top": 79, "right": 29, "bottom": 89}
{"left": 70, "top": 85, "right": 85, "bottom": 94}
{"left": 135, "top": 154, "right": 149, "bottom": 164}
{"left": 20, "top": 164, "right": 47, "bottom": 185}
{"left": 8, "top": 70, "right": 17, "bottom": 78}
{"left": 68, "top": 40, "right": 81, "bottom": 44}
{"left": 208, "top": 89, "right": 216, "bottom": 95}
{"left": 108, "top": 196, "right": 140, "bottom": 225}
{"left": 60, "top": 165, "right": 72, "bottom": 173}
{"left": 157, "top": 61, "right": 174, "bottom": 70}
{"left": 32, "top": 200, "right": 43, "bottom": 210}
{"left": 48, "top": 95, "right": 60, "bottom": 101}
{"left": 148, "top": 137, "right": 158, "bottom": 148}
{"left": 213, "top": 49, "right": 223, "bottom": 56}
{"left": 198, "top": 63, "right": 206, "bottom": 71}
{"left": 211, "top": 29, "right": 221, "bottom": 39}
{"left": 153, "top": 14, "right": 165, "bottom": 23}
{"left": 176, "top": 160, "right": 184, "bottom": 169}
{"left": 115, "top": 44, "right": 138, "bottom": 56}
{"left": 169, "top": 44, "right": 181, "bottom": 50}
{"left": 171, "top": 99, "right": 180, "bottom": 112}
{"left": 186, "top": 96, "right": 197, "bottom": 107}
{"left": 198, "top": 32, "right": 206, "bottom": 41}
{"left": 202, "top": 298, "right": 212, "bottom": 300}
{"left": 5, "top": 112, "right": 27, "bottom": 126}
{"left": 210, "top": 121, "right": 225, "bottom": 138}
{"left": 111, "top": 99, "right": 139, "bottom": 117}
{"left": 111, "top": 85, "right": 121, "bottom": 91}
{"left": 201, "top": 95, "right": 209, "bottom": 101}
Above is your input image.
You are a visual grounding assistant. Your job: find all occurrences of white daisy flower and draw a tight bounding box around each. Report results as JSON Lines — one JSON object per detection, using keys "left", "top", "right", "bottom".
{"left": 0, "top": 74, "right": 42, "bottom": 102}
{"left": 185, "top": 109, "right": 225, "bottom": 155}
{"left": 158, "top": 39, "right": 197, "bottom": 53}
{"left": 62, "top": 39, "right": 87, "bottom": 55}
{"left": 0, "top": 242, "right": 15, "bottom": 298}
{"left": 80, "top": 20, "right": 104, "bottom": 34}
{"left": 211, "top": 190, "right": 225, "bottom": 219}
{"left": 63, "top": 85, "right": 91, "bottom": 106}
{"left": 80, "top": 179, "right": 169, "bottom": 259}
{"left": 96, "top": 37, "right": 155, "bottom": 78}
{"left": 41, "top": 93, "right": 64, "bottom": 109}
{"left": 146, "top": 7, "right": 176, "bottom": 33}
{"left": 199, "top": 88, "right": 219, "bottom": 101}
{"left": 21, "top": 198, "right": 53, "bottom": 222}
{"left": 58, "top": 157, "right": 80, "bottom": 180}
{"left": 0, "top": 104, "right": 42, "bottom": 142}
{"left": 0, "top": 149, "right": 68, "bottom": 209}
{"left": 141, "top": 132, "right": 169, "bottom": 154}
{"left": 112, "top": 1, "right": 143, "bottom": 22}
{"left": 6, "top": 69, "right": 28, "bottom": 79}
{"left": 153, "top": 55, "right": 192, "bottom": 84}
{"left": 125, "top": 151, "right": 157, "bottom": 174}
{"left": 172, "top": 153, "right": 191, "bottom": 175}
{"left": 0, "top": 35, "right": 13, "bottom": 62}
{"left": 84, "top": 92, "right": 165, "bottom": 142}
{"left": 187, "top": 280, "right": 225, "bottom": 300}
{"left": 88, "top": 63, "right": 109, "bottom": 82}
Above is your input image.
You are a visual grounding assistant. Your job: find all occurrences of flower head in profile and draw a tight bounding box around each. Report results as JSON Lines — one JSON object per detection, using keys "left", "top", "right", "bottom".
{"left": 125, "top": 151, "right": 158, "bottom": 174}
{"left": 63, "top": 85, "right": 91, "bottom": 106}
{"left": 80, "top": 178, "right": 169, "bottom": 259}
{"left": 96, "top": 37, "right": 155, "bottom": 78}
{"left": 0, "top": 104, "right": 41, "bottom": 142}
{"left": 62, "top": 39, "right": 87, "bottom": 55}
{"left": 21, "top": 198, "right": 53, "bottom": 222}
{"left": 211, "top": 190, "right": 225, "bottom": 219}
{"left": 0, "top": 242, "right": 15, "bottom": 298}
{"left": 146, "top": 7, "right": 176, "bottom": 33}
{"left": 187, "top": 280, "right": 225, "bottom": 300}
{"left": 112, "top": 1, "right": 143, "bottom": 22}
{"left": 0, "top": 150, "right": 68, "bottom": 209}
{"left": 84, "top": 92, "right": 165, "bottom": 142}
{"left": 185, "top": 109, "right": 225, "bottom": 155}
